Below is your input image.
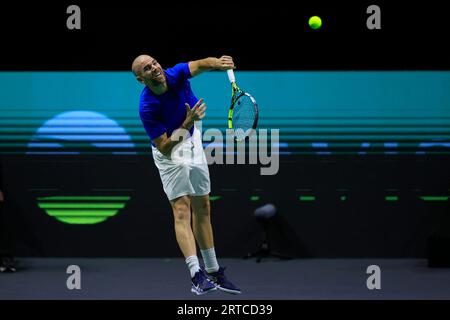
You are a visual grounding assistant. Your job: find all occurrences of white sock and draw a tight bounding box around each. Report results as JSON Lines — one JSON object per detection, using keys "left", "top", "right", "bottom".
{"left": 185, "top": 255, "right": 201, "bottom": 278}
{"left": 200, "top": 247, "right": 219, "bottom": 273}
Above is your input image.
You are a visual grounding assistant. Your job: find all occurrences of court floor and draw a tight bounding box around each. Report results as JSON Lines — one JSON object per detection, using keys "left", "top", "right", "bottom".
{"left": 1, "top": 258, "right": 450, "bottom": 300}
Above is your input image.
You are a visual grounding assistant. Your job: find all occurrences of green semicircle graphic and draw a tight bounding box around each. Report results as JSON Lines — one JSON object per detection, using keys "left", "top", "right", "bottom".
{"left": 37, "top": 196, "right": 131, "bottom": 225}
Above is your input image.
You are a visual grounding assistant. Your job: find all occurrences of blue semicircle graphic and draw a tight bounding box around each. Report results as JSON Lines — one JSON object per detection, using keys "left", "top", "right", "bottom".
{"left": 27, "top": 111, "right": 136, "bottom": 155}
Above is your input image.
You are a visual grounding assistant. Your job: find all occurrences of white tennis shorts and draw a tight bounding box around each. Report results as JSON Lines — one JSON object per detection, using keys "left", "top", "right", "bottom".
{"left": 151, "top": 128, "right": 211, "bottom": 201}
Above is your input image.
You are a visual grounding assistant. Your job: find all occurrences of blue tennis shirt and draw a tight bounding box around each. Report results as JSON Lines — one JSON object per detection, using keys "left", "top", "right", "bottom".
{"left": 139, "top": 62, "right": 198, "bottom": 146}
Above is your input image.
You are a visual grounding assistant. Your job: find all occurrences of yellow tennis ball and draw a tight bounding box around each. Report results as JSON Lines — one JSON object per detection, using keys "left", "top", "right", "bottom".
{"left": 309, "top": 16, "right": 322, "bottom": 30}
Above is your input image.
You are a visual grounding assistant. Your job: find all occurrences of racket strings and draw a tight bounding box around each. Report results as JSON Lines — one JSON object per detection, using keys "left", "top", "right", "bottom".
{"left": 232, "top": 94, "right": 257, "bottom": 140}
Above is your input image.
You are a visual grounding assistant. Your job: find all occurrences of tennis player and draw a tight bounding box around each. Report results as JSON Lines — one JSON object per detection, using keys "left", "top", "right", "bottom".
{"left": 132, "top": 54, "right": 241, "bottom": 295}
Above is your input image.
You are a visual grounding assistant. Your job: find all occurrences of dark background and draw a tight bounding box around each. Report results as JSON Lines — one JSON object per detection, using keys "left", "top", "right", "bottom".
{"left": 2, "top": 154, "right": 449, "bottom": 258}
{"left": 1, "top": 1, "right": 449, "bottom": 70}
{"left": 1, "top": 1, "right": 449, "bottom": 258}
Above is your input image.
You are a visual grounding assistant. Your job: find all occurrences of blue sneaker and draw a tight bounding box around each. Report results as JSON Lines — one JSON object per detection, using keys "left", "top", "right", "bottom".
{"left": 191, "top": 269, "right": 217, "bottom": 295}
{"left": 206, "top": 267, "right": 241, "bottom": 294}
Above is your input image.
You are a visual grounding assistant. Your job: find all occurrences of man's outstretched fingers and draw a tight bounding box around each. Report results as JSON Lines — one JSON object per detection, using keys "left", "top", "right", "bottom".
{"left": 198, "top": 103, "right": 206, "bottom": 113}
{"left": 193, "top": 98, "right": 204, "bottom": 110}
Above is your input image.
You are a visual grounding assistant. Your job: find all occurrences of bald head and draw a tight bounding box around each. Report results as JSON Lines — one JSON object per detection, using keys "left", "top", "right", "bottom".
{"left": 131, "top": 54, "right": 166, "bottom": 87}
{"left": 132, "top": 54, "right": 152, "bottom": 76}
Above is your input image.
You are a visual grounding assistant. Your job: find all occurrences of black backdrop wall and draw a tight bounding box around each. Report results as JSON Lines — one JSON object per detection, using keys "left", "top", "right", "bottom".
{"left": 2, "top": 154, "right": 449, "bottom": 258}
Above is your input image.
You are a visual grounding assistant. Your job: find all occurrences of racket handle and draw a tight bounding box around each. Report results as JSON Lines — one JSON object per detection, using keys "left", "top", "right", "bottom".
{"left": 227, "top": 69, "right": 236, "bottom": 83}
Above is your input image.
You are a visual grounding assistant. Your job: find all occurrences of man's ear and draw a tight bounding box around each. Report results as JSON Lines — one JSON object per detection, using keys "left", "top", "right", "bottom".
{"left": 136, "top": 76, "right": 144, "bottom": 84}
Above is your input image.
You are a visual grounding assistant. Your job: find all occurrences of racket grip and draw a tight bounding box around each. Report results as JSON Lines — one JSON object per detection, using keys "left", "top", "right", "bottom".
{"left": 227, "top": 69, "right": 236, "bottom": 83}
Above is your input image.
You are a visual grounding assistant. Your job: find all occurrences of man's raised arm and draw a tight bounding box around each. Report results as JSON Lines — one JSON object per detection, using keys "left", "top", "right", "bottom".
{"left": 188, "top": 55, "right": 235, "bottom": 77}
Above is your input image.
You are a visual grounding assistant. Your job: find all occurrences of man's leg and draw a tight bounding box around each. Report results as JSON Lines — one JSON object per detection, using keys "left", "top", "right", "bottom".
{"left": 191, "top": 195, "right": 214, "bottom": 251}
{"left": 191, "top": 195, "right": 219, "bottom": 273}
{"left": 170, "top": 195, "right": 196, "bottom": 258}
{"left": 191, "top": 195, "right": 241, "bottom": 294}
{"left": 170, "top": 195, "right": 216, "bottom": 295}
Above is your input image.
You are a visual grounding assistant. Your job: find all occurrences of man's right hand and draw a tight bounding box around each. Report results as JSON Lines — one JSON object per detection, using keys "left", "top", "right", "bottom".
{"left": 153, "top": 99, "right": 206, "bottom": 156}
{"left": 183, "top": 98, "right": 206, "bottom": 129}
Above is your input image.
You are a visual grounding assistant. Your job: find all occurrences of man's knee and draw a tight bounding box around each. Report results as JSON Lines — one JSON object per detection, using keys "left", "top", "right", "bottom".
{"left": 192, "top": 196, "right": 211, "bottom": 218}
{"left": 171, "top": 196, "right": 191, "bottom": 222}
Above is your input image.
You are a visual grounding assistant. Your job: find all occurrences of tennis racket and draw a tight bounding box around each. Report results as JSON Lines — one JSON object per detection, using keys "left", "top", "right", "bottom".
{"left": 226, "top": 69, "right": 258, "bottom": 141}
